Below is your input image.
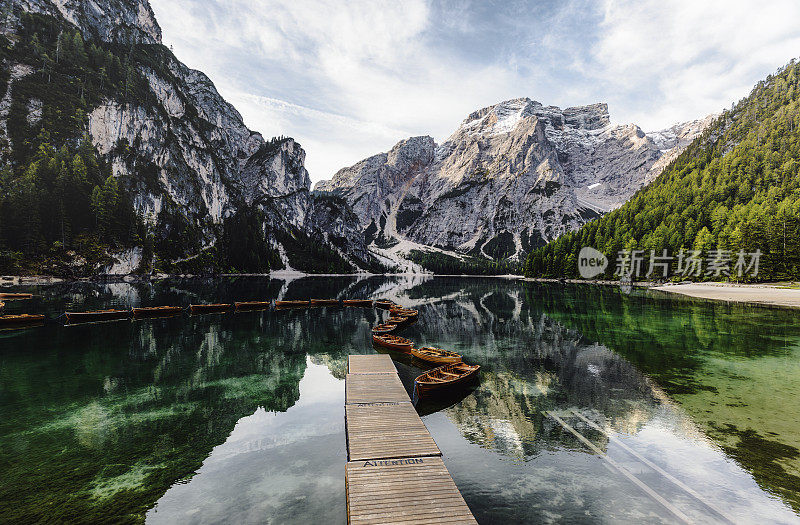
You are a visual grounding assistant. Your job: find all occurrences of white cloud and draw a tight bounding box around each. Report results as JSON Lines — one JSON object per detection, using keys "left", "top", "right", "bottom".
{"left": 151, "top": 0, "right": 530, "bottom": 181}
{"left": 224, "top": 92, "right": 412, "bottom": 181}
{"left": 594, "top": 0, "right": 800, "bottom": 129}
{"left": 150, "top": 0, "right": 800, "bottom": 182}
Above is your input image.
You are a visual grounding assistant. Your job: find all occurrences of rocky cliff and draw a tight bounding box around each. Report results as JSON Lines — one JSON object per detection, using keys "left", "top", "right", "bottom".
{"left": 0, "top": 0, "right": 382, "bottom": 274}
{"left": 317, "top": 98, "right": 713, "bottom": 261}
{"left": 8, "top": 0, "right": 162, "bottom": 44}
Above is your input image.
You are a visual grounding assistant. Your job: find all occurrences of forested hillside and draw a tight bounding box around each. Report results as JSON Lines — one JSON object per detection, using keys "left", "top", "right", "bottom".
{"left": 525, "top": 59, "right": 800, "bottom": 281}
{"left": 0, "top": 14, "right": 147, "bottom": 274}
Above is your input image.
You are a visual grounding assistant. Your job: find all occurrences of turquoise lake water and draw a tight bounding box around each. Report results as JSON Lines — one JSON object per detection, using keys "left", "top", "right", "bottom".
{"left": 0, "top": 276, "right": 799, "bottom": 523}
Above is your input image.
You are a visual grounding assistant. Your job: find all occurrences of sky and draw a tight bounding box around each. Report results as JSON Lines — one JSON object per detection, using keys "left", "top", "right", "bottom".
{"left": 149, "top": 0, "right": 800, "bottom": 183}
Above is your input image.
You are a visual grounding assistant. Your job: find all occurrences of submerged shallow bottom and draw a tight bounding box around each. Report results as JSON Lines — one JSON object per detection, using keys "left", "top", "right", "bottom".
{"left": 0, "top": 276, "right": 799, "bottom": 523}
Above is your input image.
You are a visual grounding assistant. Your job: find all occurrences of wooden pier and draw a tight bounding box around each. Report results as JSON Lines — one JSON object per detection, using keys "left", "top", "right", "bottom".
{"left": 345, "top": 355, "right": 477, "bottom": 524}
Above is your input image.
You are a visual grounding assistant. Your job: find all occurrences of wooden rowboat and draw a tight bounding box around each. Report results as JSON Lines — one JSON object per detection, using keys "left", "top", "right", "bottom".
{"left": 274, "top": 300, "right": 310, "bottom": 308}
{"left": 0, "top": 293, "right": 33, "bottom": 300}
{"left": 410, "top": 346, "right": 463, "bottom": 365}
{"left": 387, "top": 315, "right": 411, "bottom": 326}
{"left": 414, "top": 362, "right": 480, "bottom": 396}
{"left": 132, "top": 306, "right": 183, "bottom": 318}
{"left": 310, "top": 298, "right": 339, "bottom": 306}
{"left": 65, "top": 309, "right": 131, "bottom": 324}
{"left": 343, "top": 299, "right": 373, "bottom": 307}
{"left": 390, "top": 308, "right": 418, "bottom": 318}
{"left": 0, "top": 314, "right": 45, "bottom": 326}
{"left": 374, "top": 300, "right": 395, "bottom": 310}
{"left": 235, "top": 301, "right": 272, "bottom": 310}
{"left": 371, "top": 333, "right": 413, "bottom": 352}
{"left": 189, "top": 303, "right": 233, "bottom": 314}
{"left": 372, "top": 323, "right": 398, "bottom": 335}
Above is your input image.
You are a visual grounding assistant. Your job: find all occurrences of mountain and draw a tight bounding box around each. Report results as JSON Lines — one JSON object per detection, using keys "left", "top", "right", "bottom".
{"left": 0, "top": 0, "right": 383, "bottom": 275}
{"left": 525, "top": 59, "right": 800, "bottom": 281}
{"left": 316, "top": 98, "right": 713, "bottom": 265}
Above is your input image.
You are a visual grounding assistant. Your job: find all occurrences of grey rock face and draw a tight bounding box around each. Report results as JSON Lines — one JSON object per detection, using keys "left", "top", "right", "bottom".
{"left": 237, "top": 139, "right": 311, "bottom": 221}
{"left": 4, "top": 0, "right": 379, "bottom": 272}
{"left": 317, "top": 97, "right": 713, "bottom": 260}
{"left": 319, "top": 136, "right": 436, "bottom": 234}
{"left": 304, "top": 194, "right": 379, "bottom": 271}
{"left": 12, "top": 0, "right": 161, "bottom": 44}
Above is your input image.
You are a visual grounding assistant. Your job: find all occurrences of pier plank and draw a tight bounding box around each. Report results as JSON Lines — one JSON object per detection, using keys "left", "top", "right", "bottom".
{"left": 348, "top": 354, "right": 397, "bottom": 374}
{"left": 346, "top": 456, "right": 477, "bottom": 524}
{"left": 346, "top": 373, "right": 409, "bottom": 404}
{"left": 346, "top": 403, "right": 440, "bottom": 461}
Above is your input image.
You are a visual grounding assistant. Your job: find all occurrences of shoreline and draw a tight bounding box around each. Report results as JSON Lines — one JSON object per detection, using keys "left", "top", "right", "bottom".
{"left": 650, "top": 282, "right": 800, "bottom": 310}
{"left": 0, "top": 272, "right": 528, "bottom": 286}
{"left": 3, "top": 273, "right": 800, "bottom": 310}
{"left": 523, "top": 277, "right": 800, "bottom": 310}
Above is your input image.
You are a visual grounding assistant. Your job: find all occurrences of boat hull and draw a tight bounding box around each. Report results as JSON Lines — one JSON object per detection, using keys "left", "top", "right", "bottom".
{"left": 372, "top": 323, "right": 398, "bottom": 335}
{"left": 0, "top": 293, "right": 33, "bottom": 300}
{"left": 410, "top": 347, "right": 463, "bottom": 365}
{"left": 65, "top": 310, "right": 131, "bottom": 324}
{"left": 132, "top": 307, "right": 183, "bottom": 318}
{"left": 343, "top": 299, "right": 373, "bottom": 307}
{"left": 414, "top": 364, "right": 480, "bottom": 396}
{"left": 189, "top": 304, "right": 233, "bottom": 314}
{"left": 374, "top": 300, "right": 395, "bottom": 310}
{"left": 274, "top": 300, "right": 310, "bottom": 308}
{"left": 390, "top": 308, "right": 418, "bottom": 320}
{"left": 372, "top": 334, "right": 413, "bottom": 352}
{"left": 0, "top": 314, "right": 45, "bottom": 327}
{"left": 310, "top": 299, "right": 339, "bottom": 306}
{"left": 235, "top": 301, "right": 272, "bottom": 310}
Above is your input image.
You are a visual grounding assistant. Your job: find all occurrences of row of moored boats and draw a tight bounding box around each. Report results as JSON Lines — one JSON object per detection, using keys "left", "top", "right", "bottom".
{"left": 369, "top": 302, "right": 480, "bottom": 397}
{"left": 0, "top": 295, "right": 388, "bottom": 328}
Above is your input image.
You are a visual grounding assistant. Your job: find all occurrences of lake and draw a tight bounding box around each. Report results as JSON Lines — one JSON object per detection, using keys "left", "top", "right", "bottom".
{"left": 0, "top": 276, "right": 799, "bottom": 524}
